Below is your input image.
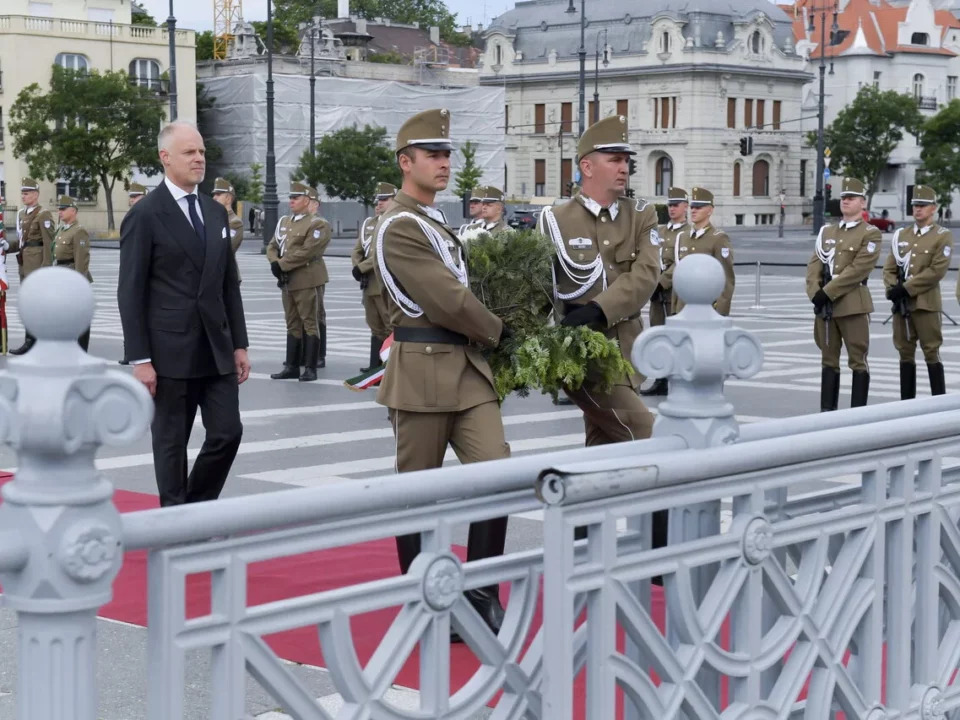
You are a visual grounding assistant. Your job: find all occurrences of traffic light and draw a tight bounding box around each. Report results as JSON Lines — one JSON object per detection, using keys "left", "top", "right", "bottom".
{"left": 825, "top": 183, "right": 832, "bottom": 203}
{"left": 628, "top": 158, "right": 637, "bottom": 175}
{"left": 739, "top": 136, "right": 753, "bottom": 156}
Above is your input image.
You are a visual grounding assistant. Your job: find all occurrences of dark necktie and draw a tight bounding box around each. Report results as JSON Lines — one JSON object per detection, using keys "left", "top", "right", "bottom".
{"left": 185, "top": 194, "right": 205, "bottom": 246}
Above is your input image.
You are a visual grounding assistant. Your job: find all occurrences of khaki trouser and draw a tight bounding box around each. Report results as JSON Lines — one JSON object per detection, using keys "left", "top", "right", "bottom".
{"left": 814, "top": 314, "right": 870, "bottom": 372}
{"left": 391, "top": 400, "right": 511, "bottom": 471}
{"left": 893, "top": 309, "right": 942, "bottom": 364}
{"left": 564, "top": 382, "right": 656, "bottom": 446}
{"left": 282, "top": 285, "right": 325, "bottom": 338}
{"left": 363, "top": 292, "right": 391, "bottom": 339}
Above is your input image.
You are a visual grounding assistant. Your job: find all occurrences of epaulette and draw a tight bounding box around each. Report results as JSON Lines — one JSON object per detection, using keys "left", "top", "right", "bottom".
{"left": 938, "top": 226, "right": 949, "bottom": 235}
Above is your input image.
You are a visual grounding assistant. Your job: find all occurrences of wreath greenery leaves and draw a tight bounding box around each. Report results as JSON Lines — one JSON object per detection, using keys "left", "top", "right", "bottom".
{"left": 466, "top": 229, "right": 634, "bottom": 401}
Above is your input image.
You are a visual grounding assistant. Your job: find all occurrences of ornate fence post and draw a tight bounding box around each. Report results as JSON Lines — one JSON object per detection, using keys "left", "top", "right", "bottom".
{"left": 0, "top": 268, "right": 153, "bottom": 720}
{"left": 632, "top": 253, "right": 764, "bottom": 710}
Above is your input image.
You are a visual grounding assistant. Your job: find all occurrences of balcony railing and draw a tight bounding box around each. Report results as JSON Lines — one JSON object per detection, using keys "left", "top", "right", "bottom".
{"left": 128, "top": 75, "right": 169, "bottom": 95}
{"left": 919, "top": 95, "right": 938, "bottom": 110}
{"left": 0, "top": 15, "right": 195, "bottom": 45}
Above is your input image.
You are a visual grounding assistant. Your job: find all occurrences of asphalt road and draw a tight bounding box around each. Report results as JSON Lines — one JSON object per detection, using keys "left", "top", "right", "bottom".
{"left": 3, "top": 237, "right": 960, "bottom": 718}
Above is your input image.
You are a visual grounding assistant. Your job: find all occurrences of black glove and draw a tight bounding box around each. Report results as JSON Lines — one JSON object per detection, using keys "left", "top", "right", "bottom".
{"left": 270, "top": 261, "right": 282, "bottom": 279}
{"left": 499, "top": 323, "right": 514, "bottom": 345}
{"left": 812, "top": 289, "right": 830, "bottom": 312}
{"left": 561, "top": 302, "right": 607, "bottom": 329}
{"left": 352, "top": 266, "right": 363, "bottom": 282}
{"left": 887, "top": 283, "right": 909, "bottom": 302}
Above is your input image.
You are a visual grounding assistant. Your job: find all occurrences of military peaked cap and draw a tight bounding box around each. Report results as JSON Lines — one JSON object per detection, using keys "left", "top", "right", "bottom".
{"left": 212, "top": 177, "right": 235, "bottom": 195}
{"left": 667, "top": 187, "right": 689, "bottom": 205}
{"left": 840, "top": 177, "right": 866, "bottom": 198}
{"left": 58, "top": 195, "right": 77, "bottom": 209}
{"left": 375, "top": 182, "right": 398, "bottom": 200}
{"left": 396, "top": 108, "right": 453, "bottom": 153}
{"left": 912, "top": 185, "right": 937, "bottom": 205}
{"left": 128, "top": 183, "right": 147, "bottom": 197}
{"left": 689, "top": 186, "right": 714, "bottom": 207}
{"left": 21, "top": 177, "right": 39, "bottom": 192}
{"left": 289, "top": 181, "right": 311, "bottom": 197}
{"left": 577, "top": 115, "right": 634, "bottom": 159}
{"left": 479, "top": 186, "right": 504, "bottom": 202}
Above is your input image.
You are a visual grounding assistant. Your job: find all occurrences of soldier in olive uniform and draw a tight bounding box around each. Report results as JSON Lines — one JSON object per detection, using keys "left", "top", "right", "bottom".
{"left": 885, "top": 185, "right": 953, "bottom": 399}
{"left": 212, "top": 177, "right": 244, "bottom": 282}
{"left": 477, "top": 186, "right": 513, "bottom": 234}
{"left": 9, "top": 177, "right": 55, "bottom": 355}
{"left": 352, "top": 182, "right": 397, "bottom": 372}
{"left": 266, "top": 182, "right": 332, "bottom": 382}
{"left": 128, "top": 183, "right": 147, "bottom": 207}
{"left": 536, "top": 114, "right": 666, "bottom": 546}
{"left": 53, "top": 195, "right": 93, "bottom": 351}
{"left": 457, "top": 187, "right": 483, "bottom": 237}
{"left": 641, "top": 186, "right": 690, "bottom": 397}
{"left": 670, "top": 188, "right": 735, "bottom": 316}
{"left": 806, "top": 177, "right": 881, "bottom": 411}
{"left": 374, "top": 108, "right": 512, "bottom": 635}
{"left": 307, "top": 187, "right": 331, "bottom": 369}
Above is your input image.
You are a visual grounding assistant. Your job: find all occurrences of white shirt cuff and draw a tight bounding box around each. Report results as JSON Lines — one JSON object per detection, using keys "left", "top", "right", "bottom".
{"left": 129, "top": 359, "right": 151, "bottom": 365}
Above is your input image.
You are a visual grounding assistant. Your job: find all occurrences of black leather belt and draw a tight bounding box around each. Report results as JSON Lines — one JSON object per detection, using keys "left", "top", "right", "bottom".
{"left": 55, "top": 260, "right": 74, "bottom": 267}
{"left": 23, "top": 241, "right": 42, "bottom": 248}
{"left": 564, "top": 302, "right": 640, "bottom": 322}
{"left": 394, "top": 327, "right": 468, "bottom": 345}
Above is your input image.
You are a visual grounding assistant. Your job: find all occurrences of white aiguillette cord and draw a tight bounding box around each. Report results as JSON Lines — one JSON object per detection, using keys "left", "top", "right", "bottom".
{"left": 814, "top": 225, "right": 835, "bottom": 276}
{"left": 376, "top": 211, "right": 468, "bottom": 319}
{"left": 540, "top": 207, "right": 606, "bottom": 302}
{"left": 890, "top": 227, "right": 911, "bottom": 279}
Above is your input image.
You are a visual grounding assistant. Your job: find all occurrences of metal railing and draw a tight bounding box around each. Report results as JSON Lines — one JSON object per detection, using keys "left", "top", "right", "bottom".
{"left": 2, "top": 257, "right": 960, "bottom": 718}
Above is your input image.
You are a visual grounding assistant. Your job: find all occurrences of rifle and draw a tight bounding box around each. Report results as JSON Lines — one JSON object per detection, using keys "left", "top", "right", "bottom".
{"left": 893, "top": 265, "right": 912, "bottom": 341}
{"left": 816, "top": 262, "right": 834, "bottom": 346}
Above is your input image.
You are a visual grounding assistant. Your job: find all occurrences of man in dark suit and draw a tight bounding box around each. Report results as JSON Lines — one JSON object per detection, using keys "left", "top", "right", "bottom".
{"left": 118, "top": 120, "right": 251, "bottom": 507}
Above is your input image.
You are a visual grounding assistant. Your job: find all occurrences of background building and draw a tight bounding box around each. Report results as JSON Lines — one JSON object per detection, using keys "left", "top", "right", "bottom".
{"left": 0, "top": 0, "right": 196, "bottom": 232}
{"left": 479, "top": 0, "right": 813, "bottom": 227}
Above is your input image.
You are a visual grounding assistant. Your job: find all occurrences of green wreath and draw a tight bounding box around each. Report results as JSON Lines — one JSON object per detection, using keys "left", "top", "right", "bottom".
{"left": 466, "top": 229, "right": 634, "bottom": 401}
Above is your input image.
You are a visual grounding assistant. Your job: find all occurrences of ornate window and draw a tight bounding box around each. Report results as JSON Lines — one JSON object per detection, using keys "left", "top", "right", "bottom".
{"left": 655, "top": 156, "right": 673, "bottom": 197}
{"left": 129, "top": 59, "right": 162, "bottom": 92}
{"left": 55, "top": 53, "right": 88, "bottom": 71}
{"left": 913, "top": 73, "right": 925, "bottom": 99}
{"left": 752, "top": 159, "right": 770, "bottom": 197}
{"left": 750, "top": 31, "right": 763, "bottom": 54}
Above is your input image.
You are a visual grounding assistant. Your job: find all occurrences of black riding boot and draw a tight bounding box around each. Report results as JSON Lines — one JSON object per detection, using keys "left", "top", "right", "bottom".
{"left": 270, "top": 335, "right": 302, "bottom": 380}
{"left": 317, "top": 323, "right": 327, "bottom": 369}
{"left": 9, "top": 334, "right": 35, "bottom": 356}
{"left": 78, "top": 329, "right": 91, "bottom": 353}
{"left": 900, "top": 362, "right": 917, "bottom": 400}
{"left": 640, "top": 378, "right": 668, "bottom": 397}
{"left": 395, "top": 533, "right": 421, "bottom": 576}
{"left": 851, "top": 370, "right": 870, "bottom": 408}
{"left": 928, "top": 361, "right": 947, "bottom": 396}
{"left": 462, "top": 517, "right": 508, "bottom": 636}
{"left": 820, "top": 367, "right": 841, "bottom": 412}
{"left": 299, "top": 334, "right": 320, "bottom": 382}
{"left": 361, "top": 335, "right": 382, "bottom": 372}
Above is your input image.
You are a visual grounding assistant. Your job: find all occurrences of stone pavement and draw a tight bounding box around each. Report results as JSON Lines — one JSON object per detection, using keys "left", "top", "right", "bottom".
{"left": 0, "top": 242, "right": 957, "bottom": 718}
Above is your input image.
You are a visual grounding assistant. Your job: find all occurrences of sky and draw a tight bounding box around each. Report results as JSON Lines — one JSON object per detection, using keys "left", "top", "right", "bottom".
{"left": 137, "top": 0, "right": 514, "bottom": 34}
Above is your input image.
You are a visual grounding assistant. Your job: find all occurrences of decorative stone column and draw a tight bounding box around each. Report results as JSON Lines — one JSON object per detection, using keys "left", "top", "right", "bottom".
{"left": 632, "top": 253, "right": 764, "bottom": 711}
{"left": 0, "top": 268, "right": 153, "bottom": 720}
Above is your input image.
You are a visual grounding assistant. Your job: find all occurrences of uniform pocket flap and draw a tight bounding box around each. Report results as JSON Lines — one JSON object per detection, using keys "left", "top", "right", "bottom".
{"left": 400, "top": 343, "right": 455, "bottom": 355}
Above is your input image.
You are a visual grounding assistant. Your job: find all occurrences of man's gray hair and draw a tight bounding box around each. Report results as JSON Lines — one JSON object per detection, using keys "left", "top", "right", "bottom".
{"left": 158, "top": 120, "right": 200, "bottom": 152}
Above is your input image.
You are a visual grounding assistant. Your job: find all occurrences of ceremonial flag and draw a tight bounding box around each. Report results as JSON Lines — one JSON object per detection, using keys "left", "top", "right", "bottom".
{"left": 343, "top": 333, "right": 393, "bottom": 391}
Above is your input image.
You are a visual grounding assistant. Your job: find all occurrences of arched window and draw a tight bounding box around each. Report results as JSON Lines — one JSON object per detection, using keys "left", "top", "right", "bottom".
{"left": 750, "top": 31, "right": 762, "bottom": 54}
{"left": 129, "top": 58, "right": 161, "bottom": 91}
{"left": 752, "top": 159, "right": 770, "bottom": 197}
{"left": 655, "top": 155, "right": 673, "bottom": 196}
{"left": 911, "top": 32, "right": 929, "bottom": 46}
{"left": 913, "top": 73, "right": 925, "bottom": 99}
{"left": 55, "top": 53, "right": 88, "bottom": 71}
{"left": 495, "top": 43, "right": 503, "bottom": 65}
{"left": 733, "top": 162, "right": 742, "bottom": 197}
{"left": 660, "top": 31, "right": 671, "bottom": 53}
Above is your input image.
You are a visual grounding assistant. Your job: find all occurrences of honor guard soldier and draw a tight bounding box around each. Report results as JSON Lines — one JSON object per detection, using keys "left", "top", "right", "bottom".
{"left": 53, "top": 195, "right": 93, "bottom": 351}
{"left": 536, "top": 114, "right": 666, "bottom": 544}
{"left": 641, "top": 186, "right": 690, "bottom": 397}
{"left": 458, "top": 186, "right": 513, "bottom": 240}
{"left": 374, "top": 108, "right": 512, "bottom": 635}
{"left": 9, "top": 176, "right": 55, "bottom": 355}
{"left": 306, "top": 187, "right": 331, "bottom": 369}
{"left": 352, "top": 181, "right": 397, "bottom": 372}
{"left": 670, "top": 187, "right": 735, "bottom": 316}
{"left": 886, "top": 184, "right": 953, "bottom": 398}
{"left": 212, "top": 177, "right": 244, "bottom": 282}
{"left": 266, "top": 182, "right": 331, "bottom": 382}
{"left": 457, "top": 187, "right": 483, "bottom": 237}
{"left": 806, "top": 177, "right": 881, "bottom": 411}
{"left": 128, "top": 183, "right": 147, "bottom": 207}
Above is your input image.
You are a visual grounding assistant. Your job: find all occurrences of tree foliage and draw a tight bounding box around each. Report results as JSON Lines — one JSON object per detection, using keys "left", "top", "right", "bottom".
{"left": 248, "top": 163, "right": 264, "bottom": 204}
{"left": 919, "top": 99, "right": 960, "bottom": 206}
{"left": 196, "top": 30, "right": 215, "bottom": 61}
{"left": 8, "top": 65, "right": 165, "bottom": 230}
{"left": 131, "top": 2, "right": 158, "bottom": 26}
{"left": 454, "top": 140, "right": 483, "bottom": 198}
{"left": 813, "top": 85, "right": 923, "bottom": 206}
{"left": 293, "top": 124, "right": 400, "bottom": 207}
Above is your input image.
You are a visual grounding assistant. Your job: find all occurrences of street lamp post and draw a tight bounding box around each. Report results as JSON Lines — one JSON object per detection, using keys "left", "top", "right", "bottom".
{"left": 300, "top": 16, "right": 319, "bottom": 157}
{"left": 810, "top": 3, "right": 839, "bottom": 233}
{"left": 166, "top": 0, "right": 178, "bottom": 120}
{"left": 566, "top": 0, "right": 587, "bottom": 137}
{"left": 262, "top": 0, "right": 279, "bottom": 252}
{"left": 593, "top": 29, "right": 608, "bottom": 124}
{"left": 779, "top": 189, "right": 786, "bottom": 239}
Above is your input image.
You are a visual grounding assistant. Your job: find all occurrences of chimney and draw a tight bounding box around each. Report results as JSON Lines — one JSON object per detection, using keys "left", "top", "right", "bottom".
{"left": 337, "top": 0, "right": 349, "bottom": 19}
{"left": 356, "top": 17, "right": 366, "bottom": 33}
{"left": 429, "top": 25, "right": 440, "bottom": 44}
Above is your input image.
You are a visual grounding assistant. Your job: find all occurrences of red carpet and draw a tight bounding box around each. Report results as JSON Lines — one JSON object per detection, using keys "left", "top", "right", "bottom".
{"left": 1, "top": 474, "right": 888, "bottom": 717}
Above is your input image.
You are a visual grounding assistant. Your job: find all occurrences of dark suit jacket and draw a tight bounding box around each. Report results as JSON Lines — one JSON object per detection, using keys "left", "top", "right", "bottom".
{"left": 118, "top": 179, "right": 249, "bottom": 379}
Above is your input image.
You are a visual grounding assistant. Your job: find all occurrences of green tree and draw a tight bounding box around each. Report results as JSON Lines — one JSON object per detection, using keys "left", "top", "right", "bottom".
{"left": 250, "top": 20, "right": 301, "bottom": 54}
{"left": 248, "top": 162, "right": 264, "bottom": 203}
{"left": 293, "top": 124, "right": 400, "bottom": 207}
{"left": 9, "top": 65, "right": 165, "bottom": 230}
{"left": 920, "top": 99, "right": 960, "bottom": 206}
{"left": 812, "top": 85, "right": 923, "bottom": 207}
{"left": 196, "top": 30, "right": 215, "bottom": 61}
{"left": 131, "top": 2, "right": 158, "bottom": 26}
{"left": 273, "top": 0, "right": 463, "bottom": 44}
{"left": 454, "top": 140, "right": 483, "bottom": 198}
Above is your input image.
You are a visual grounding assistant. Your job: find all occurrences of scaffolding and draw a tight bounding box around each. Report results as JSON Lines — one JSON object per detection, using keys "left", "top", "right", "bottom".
{"left": 213, "top": 0, "right": 244, "bottom": 60}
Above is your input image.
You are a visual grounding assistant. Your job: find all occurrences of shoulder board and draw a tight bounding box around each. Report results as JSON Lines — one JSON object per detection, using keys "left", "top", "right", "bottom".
{"left": 938, "top": 227, "right": 949, "bottom": 235}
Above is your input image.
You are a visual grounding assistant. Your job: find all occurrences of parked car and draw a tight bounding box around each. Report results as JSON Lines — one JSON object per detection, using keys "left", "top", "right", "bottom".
{"left": 866, "top": 212, "right": 896, "bottom": 233}
{"left": 509, "top": 208, "right": 540, "bottom": 230}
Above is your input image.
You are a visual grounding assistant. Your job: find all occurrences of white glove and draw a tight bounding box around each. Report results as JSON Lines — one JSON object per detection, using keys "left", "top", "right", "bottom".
{"left": 0, "top": 238, "right": 8, "bottom": 251}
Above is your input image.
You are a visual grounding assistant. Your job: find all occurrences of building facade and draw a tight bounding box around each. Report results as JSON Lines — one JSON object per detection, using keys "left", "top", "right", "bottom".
{"left": 479, "top": 0, "right": 813, "bottom": 227}
{"left": 789, "top": 0, "right": 960, "bottom": 221}
{"left": 0, "top": 0, "right": 196, "bottom": 233}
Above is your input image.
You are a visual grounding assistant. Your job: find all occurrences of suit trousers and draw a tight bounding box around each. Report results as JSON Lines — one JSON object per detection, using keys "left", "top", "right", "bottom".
{"left": 893, "top": 309, "right": 942, "bottom": 364}
{"left": 152, "top": 373, "right": 243, "bottom": 507}
{"left": 814, "top": 314, "right": 870, "bottom": 372}
{"left": 282, "top": 286, "right": 325, "bottom": 338}
{"left": 362, "top": 292, "right": 391, "bottom": 339}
